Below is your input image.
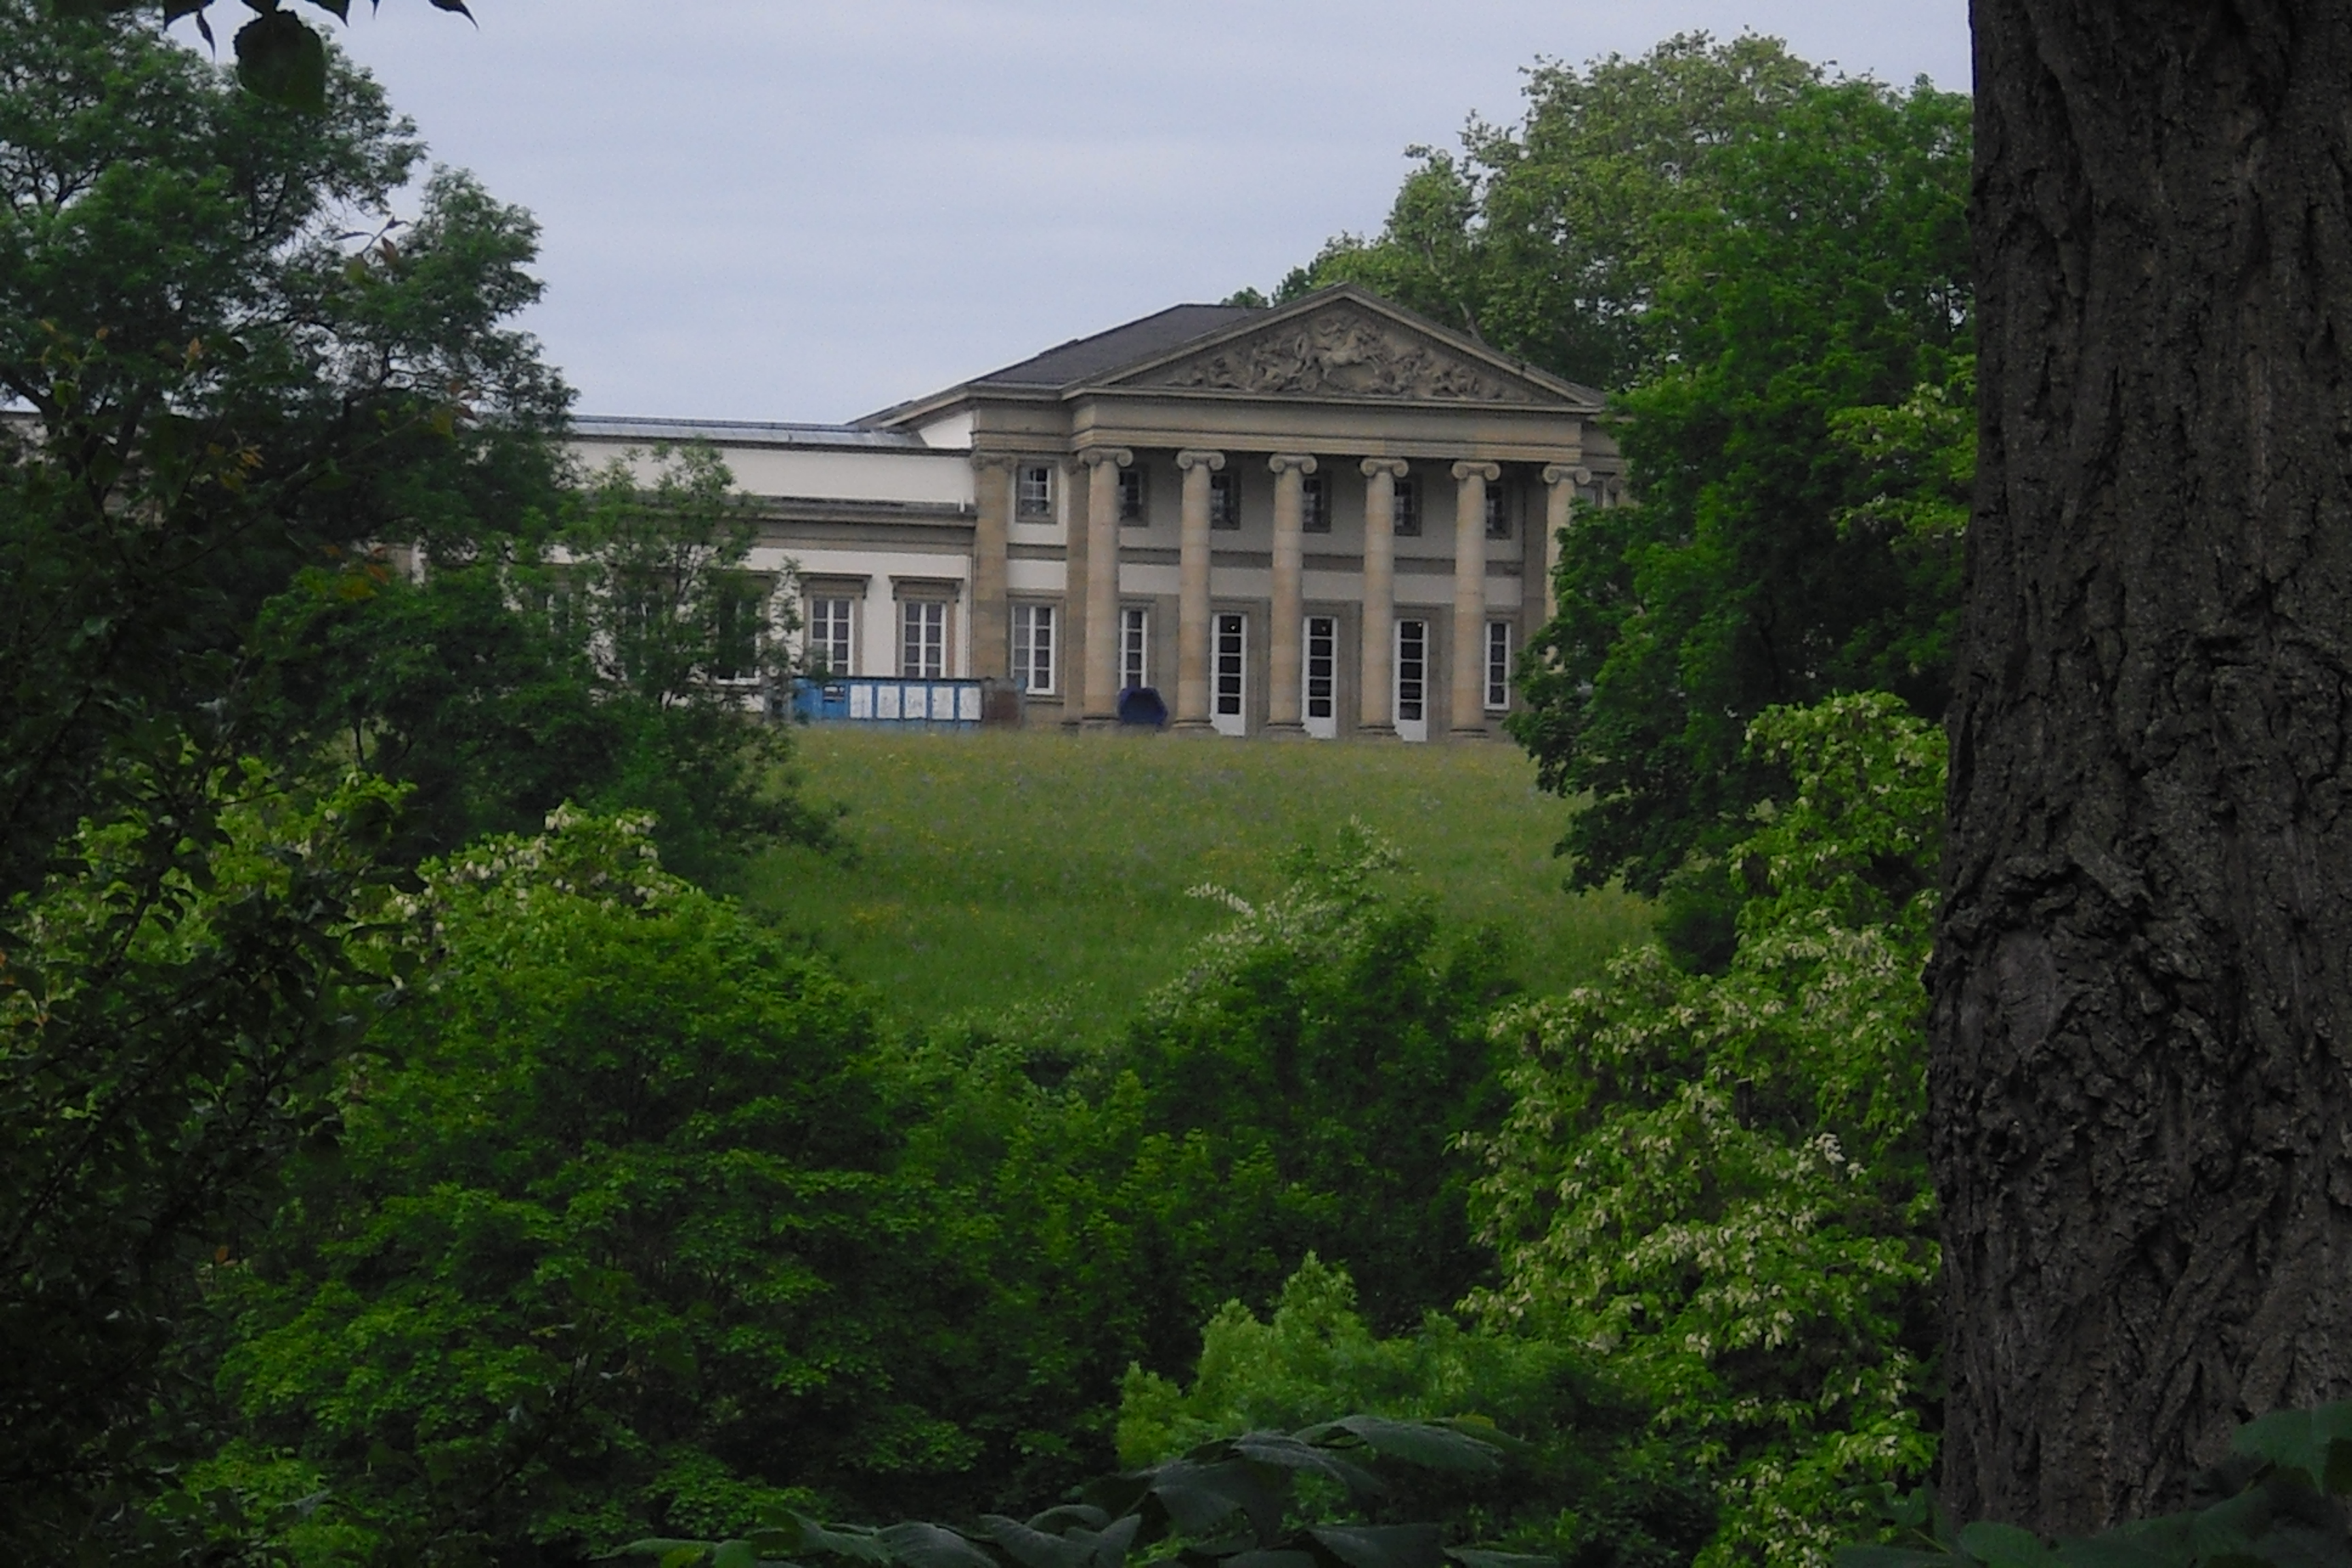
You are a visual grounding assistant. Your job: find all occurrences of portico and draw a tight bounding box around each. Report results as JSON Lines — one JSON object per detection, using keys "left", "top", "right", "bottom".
{"left": 570, "top": 284, "right": 1623, "bottom": 741}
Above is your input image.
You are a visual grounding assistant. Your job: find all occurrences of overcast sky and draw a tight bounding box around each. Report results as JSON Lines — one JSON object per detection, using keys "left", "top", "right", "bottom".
{"left": 254, "top": 1, "right": 1971, "bottom": 424}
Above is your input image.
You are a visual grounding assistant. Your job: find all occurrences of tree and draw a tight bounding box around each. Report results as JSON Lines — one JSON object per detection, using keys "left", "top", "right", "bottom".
{"left": 53, "top": 0, "right": 474, "bottom": 115}
{"left": 1506, "top": 74, "right": 1970, "bottom": 949}
{"left": 1934, "top": 0, "right": 2352, "bottom": 1535}
{"left": 1470, "top": 696, "right": 1944, "bottom": 1567}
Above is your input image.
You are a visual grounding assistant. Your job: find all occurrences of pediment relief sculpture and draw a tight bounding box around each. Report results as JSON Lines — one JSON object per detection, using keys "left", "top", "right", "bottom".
{"left": 1134, "top": 305, "right": 1541, "bottom": 403}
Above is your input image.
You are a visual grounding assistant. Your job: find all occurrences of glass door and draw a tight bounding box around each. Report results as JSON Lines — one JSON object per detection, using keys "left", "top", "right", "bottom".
{"left": 1212, "top": 612, "right": 1247, "bottom": 737}
{"left": 1394, "top": 618, "right": 1428, "bottom": 742}
{"left": 1303, "top": 615, "right": 1338, "bottom": 740}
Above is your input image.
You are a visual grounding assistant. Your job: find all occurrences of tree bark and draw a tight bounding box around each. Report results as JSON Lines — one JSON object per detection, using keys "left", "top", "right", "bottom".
{"left": 1938, "top": 0, "right": 2352, "bottom": 1534}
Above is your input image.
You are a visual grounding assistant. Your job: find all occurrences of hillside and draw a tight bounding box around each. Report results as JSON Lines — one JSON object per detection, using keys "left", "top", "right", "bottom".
{"left": 745, "top": 726, "right": 1652, "bottom": 1037}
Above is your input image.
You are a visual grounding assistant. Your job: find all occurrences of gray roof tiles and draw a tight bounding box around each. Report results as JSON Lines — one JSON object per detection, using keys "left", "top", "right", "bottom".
{"left": 969, "top": 303, "right": 1260, "bottom": 389}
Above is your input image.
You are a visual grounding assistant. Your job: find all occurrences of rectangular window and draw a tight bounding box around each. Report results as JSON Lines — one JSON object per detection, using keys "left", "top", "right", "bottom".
{"left": 1485, "top": 484, "right": 1512, "bottom": 540}
{"left": 1120, "top": 606, "right": 1149, "bottom": 691}
{"left": 1016, "top": 462, "right": 1054, "bottom": 520}
{"left": 1209, "top": 471, "right": 1241, "bottom": 530}
{"left": 1117, "top": 466, "right": 1147, "bottom": 525}
{"left": 1011, "top": 602, "right": 1055, "bottom": 694}
{"left": 901, "top": 600, "right": 947, "bottom": 679}
{"left": 806, "top": 595, "right": 855, "bottom": 676}
{"left": 1394, "top": 476, "right": 1422, "bottom": 536}
{"left": 1301, "top": 473, "right": 1330, "bottom": 534}
{"left": 1486, "top": 619, "right": 1512, "bottom": 710}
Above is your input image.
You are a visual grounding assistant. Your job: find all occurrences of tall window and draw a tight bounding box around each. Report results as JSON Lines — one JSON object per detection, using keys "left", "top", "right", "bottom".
{"left": 901, "top": 600, "right": 947, "bottom": 679}
{"left": 1394, "top": 476, "right": 1422, "bottom": 536}
{"left": 1485, "top": 484, "right": 1512, "bottom": 539}
{"left": 1485, "top": 619, "right": 1512, "bottom": 710}
{"left": 806, "top": 595, "right": 855, "bottom": 675}
{"left": 1120, "top": 606, "right": 1149, "bottom": 691}
{"left": 1016, "top": 462, "right": 1054, "bottom": 520}
{"left": 1209, "top": 471, "right": 1241, "bottom": 529}
{"left": 1011, "top": 602, "right": 1056, "bottom": 693}
{"left": 1117, "top": 466, "right": 1148, "bottom": 525}
{"left": 1301, "top": 472, "right": 1330, "bottom": 533}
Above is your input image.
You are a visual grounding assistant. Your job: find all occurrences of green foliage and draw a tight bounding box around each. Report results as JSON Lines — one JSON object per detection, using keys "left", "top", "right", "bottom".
{"left": 0, "top": 764, "right": 406, "bottom": 1558}
{"left": 614, "top": 1415, "right": 1544, "bottom": 1568}
{"left": 1510, "top": 74, "right": 1970, "bottom": 902}
{"left": 257, "top": 443, "right": 834, "bottom": 881}
{"left": 1290, "top": 33, "right": 1821, "bottom": 389}
{"left": 1841, "top": 1402, "right": 2352, "bottom": 1568}
{"left": 1466, "top": 694, "right": 1944, "bottom": 1568}
{"left": 210, "top": 808, "right": 964, "bottom": 1561}
{"left": 1119, "top": 1258, "right": 1716, "bottom": 1567}
{"left": 51, "top": 0, "right": 474, "bottom": 112}
{"left": 1117, "top": 821, "right": 1514, "bottom": 1332}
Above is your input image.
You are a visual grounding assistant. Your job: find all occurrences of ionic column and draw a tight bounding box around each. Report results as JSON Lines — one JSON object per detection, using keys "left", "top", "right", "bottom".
{"left": 1450, "top": 460, "right": 1501, "bottom": 739}
{"left": 1266, "top": 453, "right": 1317, "bottom": 737}
{"left": 1078, "top": 447, "right": 1132, "bottom": 726}
{"left": 1359, "top": 457, "right": 1408, "bottom": 736}
{"left": 970, "top": 453, "right": 1016, "bottom": 680}
{"left": 1535, "top": 462, "right": 1584, "bottom": 631}
{"left": 1173, "top": 449, "right": 1224, "bottom": 732}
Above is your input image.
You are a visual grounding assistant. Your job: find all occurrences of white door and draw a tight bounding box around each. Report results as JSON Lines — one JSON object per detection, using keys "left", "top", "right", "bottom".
{"left": 1212, "top": 612, "right": 1247, "bottom": 737}
{"left": 1394, "top": 618, "right": 1428, "bottom": 742}
{"left": 1303, "top": 615, "right": 1338, "bottom": 740}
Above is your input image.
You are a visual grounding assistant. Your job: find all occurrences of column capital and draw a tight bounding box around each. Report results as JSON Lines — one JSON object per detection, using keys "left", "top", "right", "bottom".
{"left": 1175, "top": 448, "right": 1226, "bottom": 472}
{"left": 971, "top": 451, "right": 1019, "bottom": 472}
{"left": 1267, "top": 452, "right": 1319, "bottom": 476}
{"left": 1451, "top": 459, "right": 1502, "bottom": 483}
{"left": 1541, "top": 463, "right": 1591, "bottom": 487}
{"left": 1076, "top": 446, "right": 1134, "bottom": 470}
{"left": 1360, "top": 457, "right": 1411, "bottom": 480}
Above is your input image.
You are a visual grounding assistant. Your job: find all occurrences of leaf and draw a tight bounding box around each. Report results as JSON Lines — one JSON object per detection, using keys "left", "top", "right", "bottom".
{"left": 1833, "top": 1552, "right": 1958, "bottom": 1568}
{"left": 612, "top": 1542, "right": 709, "bottom": 1565}
{"left": 711, "top": 1544, "right": 760, "bottom": 1568}
{"left": 303, "top": 0, "right": 350, "bottom": 19}
{"left": 1298, "top": 1416, "right": 1503, "bottom": 1476}
{"left": 234, "top": 9, "right": 327, "bottom": 112}
{"left": 1957, "top": 1522, "right": 2057, "bottom": 1567}
{"left": 877, "top": 1523, "right": 999, "bottom": 1568}
{"left": 978, "top": 1516, "right": 1092, "bottom": 1568}
{"left": 1229, "top": 1433, "right": 1380, "bottom": 1500}
{"left": 1446, "top": 1552, "right": 1558, "bottom": 1568}
{"left": 1303, "top": 1525, "right": 1445, "bottom": 1568}
{"left": 1143, "top": 1457, "right": 1286, "bottom": 1542}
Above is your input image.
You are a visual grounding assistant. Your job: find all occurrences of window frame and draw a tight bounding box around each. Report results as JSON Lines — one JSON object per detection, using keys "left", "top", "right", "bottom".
{"left": 1209, "top": 470, "right": 1241, "bottom": 530}
{"left": 1117, "top": 466, "right": 1149, "bottom": 526}
{"left": 1484, "top": 483, "right": 1512, "bottom": 540}
{"left": 1120, "top": 605, "right": 1150, "bottom": 691}
{"left": 1484, "top": 619, "right": 1513, "bottom": 711}
{"left": 1011, "top": 600, "right": 1057, "bottom": 695}
{"left": 899, "top": 597, "right": 951, "bottom": 680}
{"left": 1301, "top": 472, "right": 1330, "bottom": 534}
{"left": 1015, "top": 461, "right": 1055, "bottom": 521}
{"left": 1394, "top": 475, "right": 1422, "bottom": 537}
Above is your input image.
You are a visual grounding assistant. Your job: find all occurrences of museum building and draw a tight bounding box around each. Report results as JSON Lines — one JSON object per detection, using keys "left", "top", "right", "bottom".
{"left": 569, "top": 284, "right": 1623, "bottom": 740}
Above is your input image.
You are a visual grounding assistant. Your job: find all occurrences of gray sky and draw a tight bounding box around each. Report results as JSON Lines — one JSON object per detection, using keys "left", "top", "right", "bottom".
{"left": 265, "top": 1, "right": 1970, "bottom": 423}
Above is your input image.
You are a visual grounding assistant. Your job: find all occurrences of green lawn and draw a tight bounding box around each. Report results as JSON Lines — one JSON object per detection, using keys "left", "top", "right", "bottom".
{"left": 745, "top": 725, "right": 1652, "bottom": 1039}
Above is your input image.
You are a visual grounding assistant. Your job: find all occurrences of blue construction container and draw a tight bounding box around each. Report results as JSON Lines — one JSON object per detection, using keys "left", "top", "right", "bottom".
{"left": 789, "top": 676, "right": 985, "bottom": 728}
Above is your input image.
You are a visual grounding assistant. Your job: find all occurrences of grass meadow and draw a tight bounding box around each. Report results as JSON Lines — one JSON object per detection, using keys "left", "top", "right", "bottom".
{"left": 745, "top": 725, "right": 1653, "bottom": 1039}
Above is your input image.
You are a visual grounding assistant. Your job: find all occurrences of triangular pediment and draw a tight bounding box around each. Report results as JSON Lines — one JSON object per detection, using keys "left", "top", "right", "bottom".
{"left": 1093, "top": 287, "right": 1590, "bottom": 408}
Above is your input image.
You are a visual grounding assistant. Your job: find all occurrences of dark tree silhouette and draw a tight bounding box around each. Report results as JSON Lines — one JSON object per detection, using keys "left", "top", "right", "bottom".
{"left": 1936, "top": 0, "right": 2352, "bottom": 1536}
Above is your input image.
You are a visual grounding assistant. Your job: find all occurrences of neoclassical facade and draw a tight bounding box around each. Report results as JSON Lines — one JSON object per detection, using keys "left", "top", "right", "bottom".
{"left": 570, "top": 284, "right": 1622, "bottom": 740}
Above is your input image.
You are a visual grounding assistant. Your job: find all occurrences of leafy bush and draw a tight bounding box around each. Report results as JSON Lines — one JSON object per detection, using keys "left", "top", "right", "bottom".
{"left": 1119, "top": 1258, "right": 1714, "bottom": 1567}
{"left": 1466, "top": 694, "right": 1945, "bottom": 1568}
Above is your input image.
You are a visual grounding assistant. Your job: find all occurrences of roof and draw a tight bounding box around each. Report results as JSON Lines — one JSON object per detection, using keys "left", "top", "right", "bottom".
{"left": 968, "top": 303, "right": 1260, "bottom": 389}
{"left": 571, "top": 416, "right": 932, "bottom": 452}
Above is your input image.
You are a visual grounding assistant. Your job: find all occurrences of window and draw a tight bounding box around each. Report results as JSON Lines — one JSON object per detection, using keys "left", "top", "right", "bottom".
{"left": 1016, "top": 462, "right": 1054, "bottom": 520}
{"left": 1303, "top": 614, "right": 1337, "bottom": 739}
{"left": 711, "top": 574, "right": 768, "bottom": 681}
{"left": 901, "top": 599, "right": 947, "bottom": 679}
{"left": 1485, "top": 483, "right": 1512, "bottom": 540}
{"left": 1486, "top": 620, "right": 1513, "bottom": 710}
{"left": 1213, "top": 612, "right": 1247, "bottom": 735}
{"left": 805, "top": 594, "right": 855, "bottom": 676}
{"left": 1120, "top": 606, "right": 1149, "bottom": 691}
{"left": 1301, "top": 473, "right": 1330, "bottom": 534}
{"left": 1011, "top": 602, "right": 1055, "bottom": 693}
{"left": 1117, "top": 466, "right": 1148, "bottom": 525}
{"left": 1209, "top": 471, "right": 1241, "bottom": 529}
{"left": 1395, "top": 619, "right": 1427, "bottom": 736}
{"left": 1394, "top": 475, "right": 1421, "bottom": 536}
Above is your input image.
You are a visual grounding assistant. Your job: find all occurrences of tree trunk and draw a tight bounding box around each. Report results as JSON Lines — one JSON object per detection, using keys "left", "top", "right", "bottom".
{"left": 1938, "top": 0, "right": 2352, "bottom": 1534}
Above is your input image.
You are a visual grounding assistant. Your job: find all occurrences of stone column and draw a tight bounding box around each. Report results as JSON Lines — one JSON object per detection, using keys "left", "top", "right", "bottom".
{"left": 1173, "top": 449, "right": 1224, "bottom": 732}
{"left": 1535, "top": 462, "right": 1584, "bottom": 634}
{"left": 1078, "top": 447, "right": 1132, "bottom": 727}
{"left": 1450, "top": 460, "right": 1501, "bottom": 739}
{"left": 1358, "top": 457, "right": 1408, "bottom": 737}
{"left": 1266, "top": 453, "right": 1317, "bottom": 737}
{"left": 970, "top": 453, "right": 1015, "bottom": 680}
